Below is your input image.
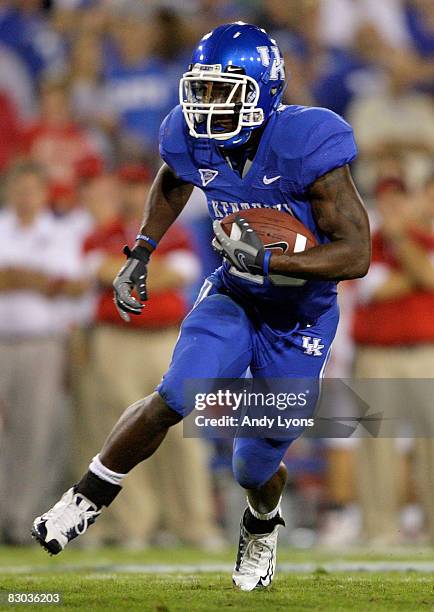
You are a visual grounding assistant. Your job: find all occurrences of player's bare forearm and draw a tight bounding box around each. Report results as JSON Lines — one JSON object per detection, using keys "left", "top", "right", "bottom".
{"left": 269, "top": 165, "right": 371, "bottom": 281}
{"left": 134, "top": 163, "right": 193, "bottom": 251}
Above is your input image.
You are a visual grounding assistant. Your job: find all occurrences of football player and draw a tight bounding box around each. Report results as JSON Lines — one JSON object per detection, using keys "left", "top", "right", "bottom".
{"left": 33, "top": 23, "right": 370, "bottom": 591}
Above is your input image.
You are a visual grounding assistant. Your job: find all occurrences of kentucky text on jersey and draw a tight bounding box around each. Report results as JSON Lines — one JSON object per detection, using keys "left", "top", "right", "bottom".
{"left": 210, "top": 200, "right": 294, "bottom": 218}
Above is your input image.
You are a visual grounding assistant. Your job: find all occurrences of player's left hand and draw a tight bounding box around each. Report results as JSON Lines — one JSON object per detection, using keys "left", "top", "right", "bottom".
{"left": 212, "top": 215, "right": 270, "bottom": 276}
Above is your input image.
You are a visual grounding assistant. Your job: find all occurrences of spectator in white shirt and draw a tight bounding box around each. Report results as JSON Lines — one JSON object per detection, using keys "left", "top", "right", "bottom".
{"left": 0, "top": 161, "right": 89, "bottom": 544}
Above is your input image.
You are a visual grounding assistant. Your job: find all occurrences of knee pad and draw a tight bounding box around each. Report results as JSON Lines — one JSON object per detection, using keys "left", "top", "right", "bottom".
{"left": 232, "top": 438, "right": 291, "bottom": 490}
{"left": 232, "top": 453, "right": 268, "bottom": 489}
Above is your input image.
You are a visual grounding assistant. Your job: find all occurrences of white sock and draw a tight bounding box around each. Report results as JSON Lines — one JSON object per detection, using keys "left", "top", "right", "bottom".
{"left": 247, "top": 496, "right": 281, "bottom": 521}
{"left": 89, "top": 454, "right": 127, "bottom": 487}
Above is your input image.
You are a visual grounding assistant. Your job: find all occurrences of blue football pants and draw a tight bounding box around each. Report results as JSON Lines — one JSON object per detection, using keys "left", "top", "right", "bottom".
{"left": 157, "top": 275, "right": 339, "bottom": 488}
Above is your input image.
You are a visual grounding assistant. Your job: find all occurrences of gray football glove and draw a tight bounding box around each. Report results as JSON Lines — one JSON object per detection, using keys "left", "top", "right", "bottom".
{"left": 113, "top": 245, "right": 150, "bottom": 322}
{"left": 212, "top": 215, "right": 270, "bottom": 276}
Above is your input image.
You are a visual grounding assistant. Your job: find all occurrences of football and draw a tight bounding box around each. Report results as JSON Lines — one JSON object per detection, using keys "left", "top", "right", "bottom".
{"left": 220, "top": 208, "right": 318, "bottom": 286}
{"left": 220, "top": 208, "right": 318, "bottom": 256}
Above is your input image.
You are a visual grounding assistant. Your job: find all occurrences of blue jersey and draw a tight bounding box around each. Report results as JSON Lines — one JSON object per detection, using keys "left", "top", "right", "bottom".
{"left": 159, "top": 104, "right": 357, "bottom": 323}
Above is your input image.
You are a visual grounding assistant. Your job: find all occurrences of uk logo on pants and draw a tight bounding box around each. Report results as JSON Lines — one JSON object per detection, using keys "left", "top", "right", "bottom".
{"left": 302, "top": 336, "right": 324, "bottom": 356}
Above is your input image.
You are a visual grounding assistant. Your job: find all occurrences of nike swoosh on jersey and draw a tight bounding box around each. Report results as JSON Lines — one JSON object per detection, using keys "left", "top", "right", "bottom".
{"left": 263, "top": 175, "right": 281, "bottom": 184}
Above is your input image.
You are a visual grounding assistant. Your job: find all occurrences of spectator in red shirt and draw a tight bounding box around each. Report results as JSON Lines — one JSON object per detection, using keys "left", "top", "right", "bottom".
{"left": 352, "top": 176, "right": 434, "bottom": 545}
{"left": 20, "top": 78, "right": 101, "bottom": 199}
{"left": 74, "top": 164, "right": 223, "bottom": 549}
{"left": 353, "top": 177, "right": 434, "bottom": 345}
{"left": 75, "top": 156, "right": 120, "bottom": 230}
{"left": 0, "top": 90, "right": 20, "bottom": 172}
{"left": 84, "top": 163, "right": 199, "bottom": 330}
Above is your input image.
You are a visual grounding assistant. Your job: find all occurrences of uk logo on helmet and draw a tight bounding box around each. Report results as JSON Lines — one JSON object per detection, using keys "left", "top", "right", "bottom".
{"left": 180, "top": 23, "right": 286, "bottom": 147}
{"left": 199, "top": 169, "right": 219, "bottom": 187}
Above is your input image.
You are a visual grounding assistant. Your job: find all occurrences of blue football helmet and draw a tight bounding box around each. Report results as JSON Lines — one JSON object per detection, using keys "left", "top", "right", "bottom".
{"left": 179, "top": 22, "right": 286, "bottom": 148}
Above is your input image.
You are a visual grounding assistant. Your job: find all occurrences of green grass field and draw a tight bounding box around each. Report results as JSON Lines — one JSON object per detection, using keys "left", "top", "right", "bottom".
{"left": 0, "top": 547, "right": 433, "bottom": 611}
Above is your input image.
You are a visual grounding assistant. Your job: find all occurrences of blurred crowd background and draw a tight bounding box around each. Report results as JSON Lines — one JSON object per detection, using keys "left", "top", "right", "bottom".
{"left": 0, "top": 0, "right": 433, "bottom": 550}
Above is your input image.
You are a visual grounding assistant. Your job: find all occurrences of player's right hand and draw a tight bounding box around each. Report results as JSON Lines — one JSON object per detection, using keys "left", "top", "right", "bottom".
{"left": 113, "top": 245, "right": 150, "bottom": 322}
